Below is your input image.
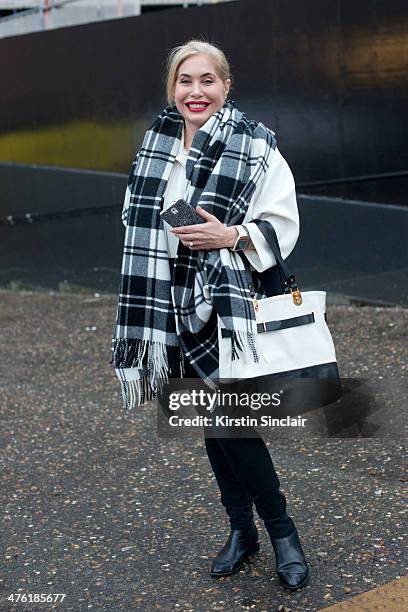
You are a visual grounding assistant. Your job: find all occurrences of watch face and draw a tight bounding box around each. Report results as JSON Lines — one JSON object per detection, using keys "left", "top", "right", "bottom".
{"left": 234, "top": 236, "right": 249, "bottom": 251}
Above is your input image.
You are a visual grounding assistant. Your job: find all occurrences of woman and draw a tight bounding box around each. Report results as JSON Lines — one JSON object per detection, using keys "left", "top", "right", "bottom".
{"left": 111, "top": 39, "right": 309, "bottom": 590}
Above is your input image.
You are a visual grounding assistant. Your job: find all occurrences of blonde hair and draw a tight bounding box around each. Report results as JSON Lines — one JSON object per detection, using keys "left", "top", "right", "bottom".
{"left": 165, "top": 38, "right": 233, "bottom": 106}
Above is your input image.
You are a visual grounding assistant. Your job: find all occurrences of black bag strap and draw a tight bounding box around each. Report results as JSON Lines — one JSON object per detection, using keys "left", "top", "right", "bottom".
{"left": 247, "top": 218, "right": 299, "bottom": 295}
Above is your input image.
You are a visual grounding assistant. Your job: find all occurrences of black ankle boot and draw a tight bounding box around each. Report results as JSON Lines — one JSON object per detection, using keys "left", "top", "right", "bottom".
{"left": 270, "top": 527, "right": 309, "bottom": 590}
{"left": 210, "top": 524, "right": 260, "bottom": 578}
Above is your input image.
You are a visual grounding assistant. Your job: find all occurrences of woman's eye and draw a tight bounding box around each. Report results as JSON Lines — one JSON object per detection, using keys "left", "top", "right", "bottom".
{"left": 180, "top": 80, "right": 214, "bottom": 84}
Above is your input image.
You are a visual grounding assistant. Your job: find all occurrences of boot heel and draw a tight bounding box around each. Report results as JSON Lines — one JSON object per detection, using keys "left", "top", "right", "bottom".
{"left": 270, "top": 527, "right": 309, "bottom": 590}
{"left": 210, "top": 527, "right": 260, "bottom": 577}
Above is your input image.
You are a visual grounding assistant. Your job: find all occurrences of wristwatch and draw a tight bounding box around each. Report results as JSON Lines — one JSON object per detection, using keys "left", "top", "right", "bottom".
{"left": 231, "top": 225, "right": 250, "bottom": 252}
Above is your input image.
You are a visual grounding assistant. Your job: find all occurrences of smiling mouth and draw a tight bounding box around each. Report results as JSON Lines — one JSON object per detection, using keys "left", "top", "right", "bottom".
{"left": 185, "top": 102, "right": 210, "bottom": 110}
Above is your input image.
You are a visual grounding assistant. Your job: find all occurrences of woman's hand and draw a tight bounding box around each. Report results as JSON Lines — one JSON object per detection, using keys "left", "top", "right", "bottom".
{"left": 170, "top": 206, "right": 237, "bottom": 250}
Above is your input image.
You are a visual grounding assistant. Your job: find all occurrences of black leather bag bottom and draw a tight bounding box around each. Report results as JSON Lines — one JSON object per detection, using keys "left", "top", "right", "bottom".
{"left": 219, "top": 362, "right": 342, "bottom": 415}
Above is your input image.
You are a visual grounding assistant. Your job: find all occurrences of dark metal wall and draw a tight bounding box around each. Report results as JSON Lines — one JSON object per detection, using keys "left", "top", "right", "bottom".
{"left": 1, "top": 0, "right": 407, "bottom": 300}
{"left": 1, "top": 0, "right": 407, "bottom": 183}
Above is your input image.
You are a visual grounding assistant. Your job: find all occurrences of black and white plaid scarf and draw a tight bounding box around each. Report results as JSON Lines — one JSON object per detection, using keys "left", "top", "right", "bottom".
{"left": 110, "top": 98, "right": 276, "bottom": 410}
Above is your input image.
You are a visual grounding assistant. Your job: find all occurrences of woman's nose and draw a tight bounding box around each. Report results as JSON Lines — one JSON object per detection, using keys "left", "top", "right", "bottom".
{"left": 190, "top": 81, "right": 203, "bottom": 96}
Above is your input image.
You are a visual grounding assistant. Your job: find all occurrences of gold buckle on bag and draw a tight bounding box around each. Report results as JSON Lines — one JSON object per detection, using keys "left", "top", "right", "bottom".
{"left": 291, "top": 288, "right": 303, "bottom": 306}
{"left": 252, "top": 297, "right": 260, "bottom": 312}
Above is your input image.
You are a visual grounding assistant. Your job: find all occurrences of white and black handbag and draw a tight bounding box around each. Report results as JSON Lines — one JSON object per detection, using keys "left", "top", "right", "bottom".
{"left": 218, "top": 219, "right": 342, "bottom": 405}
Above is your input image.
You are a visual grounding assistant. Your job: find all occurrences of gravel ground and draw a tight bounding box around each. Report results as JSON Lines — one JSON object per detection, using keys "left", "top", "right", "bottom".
{"left": 0, "top": 288, "right": 407, "bottom": 612}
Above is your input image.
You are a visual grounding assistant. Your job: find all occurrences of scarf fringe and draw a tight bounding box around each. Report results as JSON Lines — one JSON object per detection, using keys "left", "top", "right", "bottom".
{"left": 110, "top": 338, "right": 151, "bottom": 368}
{"left": 121, "top": 375, "right": 155, "bottom": 411}
{"left": 112, "top": 338, "right": 185, "bottom": 411}
{"left": 231, "top": 330, "right": 260, "bottom": 363}
{"left": 146, "top": 340, "right": 170, "bottom": 392}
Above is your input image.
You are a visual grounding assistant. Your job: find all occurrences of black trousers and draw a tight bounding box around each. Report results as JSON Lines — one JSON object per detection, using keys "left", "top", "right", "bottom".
{"left": 166, "top": 257, "right": 294, "bottom": 537}
{"left": 182, "top": 355, "right": 294, "bottom": 537}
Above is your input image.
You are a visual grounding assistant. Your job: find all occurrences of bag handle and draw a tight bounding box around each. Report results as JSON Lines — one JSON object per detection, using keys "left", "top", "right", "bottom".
{"left": 244, "top": 218, "right": 303, "bottom": 305}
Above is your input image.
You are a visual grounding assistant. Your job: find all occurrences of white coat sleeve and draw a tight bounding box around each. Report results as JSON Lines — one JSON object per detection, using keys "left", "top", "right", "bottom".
{"left": 241, "top": 147, "right": 300, "bottom": 273}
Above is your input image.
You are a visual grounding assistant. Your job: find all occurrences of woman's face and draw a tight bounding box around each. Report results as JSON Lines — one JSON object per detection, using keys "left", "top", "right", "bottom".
{"left": 173, "top": 53, "right": 231, "bottom": 131}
